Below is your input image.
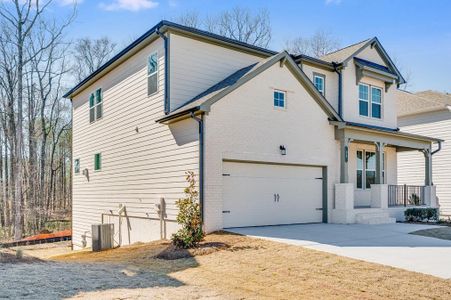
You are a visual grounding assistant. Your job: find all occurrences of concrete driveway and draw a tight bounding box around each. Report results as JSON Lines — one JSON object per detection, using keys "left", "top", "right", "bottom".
{"left": 228, "top": 223, "right": 451, "bottom": 279}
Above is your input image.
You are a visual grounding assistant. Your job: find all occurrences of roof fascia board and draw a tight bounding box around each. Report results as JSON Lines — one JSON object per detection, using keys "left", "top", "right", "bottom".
{"left": 330, "top": 120, "right": 442, "bottom": 143}
{"left": 294, "top": 55, "right": 335, "bottom": 71}
{"left": 166, "top": 27, "right": 275, "bottom": 58}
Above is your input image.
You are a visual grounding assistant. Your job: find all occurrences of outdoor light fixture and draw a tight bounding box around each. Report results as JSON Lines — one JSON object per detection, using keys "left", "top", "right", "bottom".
{"left": 279, "top": 145, "right": 287, "bottom": 155}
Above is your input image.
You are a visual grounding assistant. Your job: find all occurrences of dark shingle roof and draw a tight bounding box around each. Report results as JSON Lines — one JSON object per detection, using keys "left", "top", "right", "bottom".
{"left": 354, "top": 57, "right": 393, "bottom": 74}
{"left": 170, "top": 63, "right": 259, "bottom": 113}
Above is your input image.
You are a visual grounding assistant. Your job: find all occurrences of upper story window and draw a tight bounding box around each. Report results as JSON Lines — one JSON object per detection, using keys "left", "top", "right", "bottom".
{"left": 371, "top": 87, "right": 382, "bottom": 118}
{"left": 148, "top": 52, "right": 158, "bottom": 96}
{"left": 359, "top": 83, "right": 382, "bottom": 119}
{"left": 89, "top": 88, "right": 103, "bottom": 123}
{"left": 313, "top": 73, "right": 325, "bottom": 96}
{"left": 74, "top": 159, "right": 80, "bottom": 174}
{"left": 274, "top": 90, "right": 286, "bottom": 108}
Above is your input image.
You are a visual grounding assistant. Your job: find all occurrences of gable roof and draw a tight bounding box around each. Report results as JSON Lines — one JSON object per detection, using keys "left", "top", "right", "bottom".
{"left": 397, "top": 89, "right": 451, "bottom": 117}
{"left": 63, "top": 20, "right": 277, "bottom": 99}
{"left": 321, "top": 37, "right": 405, "bottom": 84}
{"left": 320, "top": 38, "right": 371, "bottom": 63}
{"left": 156, "top": 52, "right": 342, "bottom": 123}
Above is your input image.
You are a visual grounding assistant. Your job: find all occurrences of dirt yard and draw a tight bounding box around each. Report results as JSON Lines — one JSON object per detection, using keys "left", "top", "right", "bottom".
{"left": 1, "top": 232, "right": 451, "bottom": 299}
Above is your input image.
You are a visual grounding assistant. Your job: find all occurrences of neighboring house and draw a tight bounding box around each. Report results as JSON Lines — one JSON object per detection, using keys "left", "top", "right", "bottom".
{"left": 65, "top": 21, "right": 441, "bottom": 249}
{"left": 397, "top": 90, "right": 451, "bottom": 218}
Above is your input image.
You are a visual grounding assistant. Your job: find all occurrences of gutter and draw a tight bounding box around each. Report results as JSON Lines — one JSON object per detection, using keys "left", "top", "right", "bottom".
{"left": 432, "top": 140, "right": 442, "bottom": 155}
{"left": 156, "top": 29, "right": 170, "bottom": 114}
{"left": 333, "top": 62, "right": 343, "bottom": 118}
{"left": 190, "top": 112, "right": 205, "bottom": 224}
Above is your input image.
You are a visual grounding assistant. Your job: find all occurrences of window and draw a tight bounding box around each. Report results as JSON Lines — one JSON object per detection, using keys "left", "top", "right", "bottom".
{"left": 274, "top": 90, "right": 286, "bottom": 108}
{"left": 313, "top": 74, "right": 325, "bottom": 96}
{"left": 359, "top": 83, "right": 382, "bottom": 119}
{"left": 359, "top": 84, "right": 369, "bottom": 117}
{"left": 356, "top": 150, "right": 385, "bottom": 189}
{"left": 371, "top": 87, "right": 382, "bottom": 119}
{"left": 94, "top": 153, "right": 101, "bottom": 171}
{"left": 148, "top": 52, "right": 158, "bottom": 95}
{"left": 89, "top": 88, "right": 103, "bottom": 123}
{"left": 74, "top": 159, "right": 80, "bottom": 174}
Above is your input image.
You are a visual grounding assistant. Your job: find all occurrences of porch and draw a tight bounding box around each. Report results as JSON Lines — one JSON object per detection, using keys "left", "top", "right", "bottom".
{"left": 330, "top": 122, "right": 441, "bottom": 224}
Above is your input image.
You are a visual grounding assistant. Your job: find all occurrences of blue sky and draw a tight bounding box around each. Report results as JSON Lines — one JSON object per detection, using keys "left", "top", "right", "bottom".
{"left": 56, "top": 0, "right": 451, "bottom": 92}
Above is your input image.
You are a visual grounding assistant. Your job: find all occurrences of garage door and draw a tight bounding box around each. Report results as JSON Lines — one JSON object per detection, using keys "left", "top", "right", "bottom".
{"left": 222, "top": 161, "right": 324, "bottom": 228}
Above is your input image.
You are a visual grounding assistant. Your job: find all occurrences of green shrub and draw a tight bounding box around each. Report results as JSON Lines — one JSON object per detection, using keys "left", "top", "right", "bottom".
{"left": 404, "top": 208, "right": 438, "bottom": 222}
{"left": 171, "top": 171, "right": 204, "bottom": 249}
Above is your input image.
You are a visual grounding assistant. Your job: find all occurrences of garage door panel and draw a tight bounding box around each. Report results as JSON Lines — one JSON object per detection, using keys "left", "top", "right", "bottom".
{"left": 222, "top": 162, "right": 323, "bottom": 228}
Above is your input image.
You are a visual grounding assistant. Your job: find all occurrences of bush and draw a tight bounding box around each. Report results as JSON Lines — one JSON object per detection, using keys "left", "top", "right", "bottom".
{"left": 404, "top": 208, "right": 439, "bottom": 222}
{"left": 171, "top": 171, "right": 204, "bottom": 249}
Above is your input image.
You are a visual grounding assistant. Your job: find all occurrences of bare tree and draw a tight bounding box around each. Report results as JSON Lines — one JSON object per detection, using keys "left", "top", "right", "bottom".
{"left": 285, "top": 29, "right": 340, "bottom": 58}
{"left": 175, "top": 7, "right": 272, "bottom": 47}
{"left": 173, "top": 11, "right": 200, "bottom": 28}
{"left": 0, "top": 0, "right": 74, "bottom": 240}
{"left": 72, "top": 37, "right": 117, "bottom": 82}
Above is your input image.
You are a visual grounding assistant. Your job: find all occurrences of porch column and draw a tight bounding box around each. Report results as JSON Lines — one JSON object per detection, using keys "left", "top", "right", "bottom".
{"left": 375, "top": 142, "right": 386, "bottom": 184}
{"left": 340, "top": 137, "right": 352, "bottom": 183}
{"left": 423, "top": 148, "right": 432, "bottom": 186}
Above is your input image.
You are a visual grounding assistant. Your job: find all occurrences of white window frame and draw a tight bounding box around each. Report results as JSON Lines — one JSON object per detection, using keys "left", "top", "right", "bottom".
{"left": 358, "top": 83, "right": 383, "bottom": 119}
{"left": 356, "top": 149, "right": 386, "bottom": 190}
{"left": 89, "top": 88, "right": 103, "bottom": 123}
{"left": 273, "top": 89, "right": 286, "bottom": 109}
{"left": 371, "top": 86, "right": 382, "bottom": 119}
{"left": 147, "top": 52, "right": 158, "bottom": 96}
{"left": 313, "top": 73, "right": 325, "bottom": 96}
{"left": 358, "top": 83, "right": 369, "bottom": 117}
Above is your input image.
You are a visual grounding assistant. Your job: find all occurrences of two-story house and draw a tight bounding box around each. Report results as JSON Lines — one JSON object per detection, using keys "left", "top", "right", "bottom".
{"left": 65, "top": 21, "right": 441, "bottom": 249}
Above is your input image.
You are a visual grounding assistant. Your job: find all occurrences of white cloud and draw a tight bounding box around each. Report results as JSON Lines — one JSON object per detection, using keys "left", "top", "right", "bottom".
{"left": 100, "top": 0, "right": 159, "bottom": 11}
{"left": 325, "top": 0, "right": 342, "bottom": 5}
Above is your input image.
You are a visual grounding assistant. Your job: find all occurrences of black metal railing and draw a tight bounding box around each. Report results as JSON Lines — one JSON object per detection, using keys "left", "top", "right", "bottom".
{"left": 388, "top": 185, "right": 425, "bottom": 207}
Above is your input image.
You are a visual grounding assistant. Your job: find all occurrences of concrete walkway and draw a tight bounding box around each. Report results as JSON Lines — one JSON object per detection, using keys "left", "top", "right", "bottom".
{"left": 228, "top": 223, "right": 451, "bottom": 279}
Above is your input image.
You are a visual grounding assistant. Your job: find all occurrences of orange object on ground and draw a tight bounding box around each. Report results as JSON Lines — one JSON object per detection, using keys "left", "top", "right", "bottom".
{"left": 23, "top": 230, "right": 72, "bottom": 242}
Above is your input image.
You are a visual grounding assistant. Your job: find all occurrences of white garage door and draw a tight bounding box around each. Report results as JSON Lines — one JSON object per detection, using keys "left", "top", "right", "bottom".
{"left": 222, "top": 161, "right": 324, "bottom": 228}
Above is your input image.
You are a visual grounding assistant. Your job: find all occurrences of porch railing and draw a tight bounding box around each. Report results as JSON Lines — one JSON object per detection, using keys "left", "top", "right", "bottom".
{"left": 388, "top": 185, "right": 425, "bottom": 207}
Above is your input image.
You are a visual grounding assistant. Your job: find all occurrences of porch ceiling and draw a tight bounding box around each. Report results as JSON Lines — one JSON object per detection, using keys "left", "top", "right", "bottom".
{"left": 331, "top": 121, "right": 442, "bottom": 151}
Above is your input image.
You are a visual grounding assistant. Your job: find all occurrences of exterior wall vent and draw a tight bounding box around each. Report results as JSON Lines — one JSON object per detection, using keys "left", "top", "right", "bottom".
{"left": 92, "top": 223, "right": 114, "bottom": 252}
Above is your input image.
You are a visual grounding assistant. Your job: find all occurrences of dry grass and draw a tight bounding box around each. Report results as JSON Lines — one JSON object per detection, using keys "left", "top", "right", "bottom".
{"left": 51, "top": 231, "right": 451, "bottom": 299}
{"left": 411, "top": 226, "right": 451, "bottom": 241}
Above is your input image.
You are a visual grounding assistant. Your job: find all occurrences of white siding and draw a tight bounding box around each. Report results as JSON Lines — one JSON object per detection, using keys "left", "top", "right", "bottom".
{"left": 301, "top": 63, "right": 339, "bottom": 111}
{"left": 72, "top": 38, "right": 199, "bottom": 249}
{"left": 169, "top": 33, "right": 263, "bottom": 110}
{"left": 203, "top": 63, "right": 340, "bottom": 232}
{"left": 398, "top": 116, "right": 451, "bottom": 217}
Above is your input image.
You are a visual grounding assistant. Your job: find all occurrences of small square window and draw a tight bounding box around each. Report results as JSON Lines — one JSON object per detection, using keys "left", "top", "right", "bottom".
{"left": 74, "top": 159, "right": 80, "bottom": 174}
{"left": 274, "top": 90, "right": 286, "bottom": 108}
{"left": 94, "top": 153, "right": 101, "bottom": 171}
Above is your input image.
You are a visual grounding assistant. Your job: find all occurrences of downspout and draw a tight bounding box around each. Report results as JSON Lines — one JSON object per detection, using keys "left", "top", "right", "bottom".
{"left": 333, "top": 62, "right": 343, "bottom": 118}
{"left": 190, "top": 112, "right": 205, "bottom": 224}
{"left": 156, "top": 29, "right": 170, "bottom": 114}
